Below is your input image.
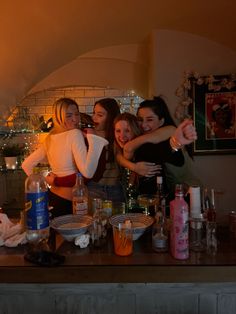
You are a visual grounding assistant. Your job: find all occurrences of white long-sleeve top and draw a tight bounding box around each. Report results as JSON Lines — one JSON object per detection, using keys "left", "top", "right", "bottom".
{"left": 22, "top": 129, "right": 108, "bottom": 178}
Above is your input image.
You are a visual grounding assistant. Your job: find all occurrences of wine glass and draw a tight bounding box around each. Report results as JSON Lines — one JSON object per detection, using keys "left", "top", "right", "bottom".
{"left": 137, "top": 194, "right": 159, "bottom": 216}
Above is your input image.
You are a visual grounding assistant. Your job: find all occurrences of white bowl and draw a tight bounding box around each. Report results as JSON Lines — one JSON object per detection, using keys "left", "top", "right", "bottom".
{"left": 109, "top": 213, "right": 154, "bottom": 240}
{"left": 50, "top": 214, "right": 93, "bottom": 242}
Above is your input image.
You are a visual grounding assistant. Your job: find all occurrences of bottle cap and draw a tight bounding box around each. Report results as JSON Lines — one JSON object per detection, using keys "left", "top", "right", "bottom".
{"left": 175, "top": 184, "right": 184, "bottom": 196}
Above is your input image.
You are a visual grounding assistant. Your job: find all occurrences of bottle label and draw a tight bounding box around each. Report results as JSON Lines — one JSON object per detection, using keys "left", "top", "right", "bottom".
{"left": 171, "top": 215, "right": 189, "bottom": 259}
{"left": 152, "top": 235, "right": 168, "bottom": 249}
{"left": 73, "top": 198, "right": 88, "bottom": 215}
{"left": 170, "top": 199, "right": 189, "bottom": 259}
{"left": 25, "top": 192, "right": 49, "bottom": 230}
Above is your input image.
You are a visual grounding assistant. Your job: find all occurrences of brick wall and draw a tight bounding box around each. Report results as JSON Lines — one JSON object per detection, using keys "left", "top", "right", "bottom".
{"left": 0, "top": 86, "right": 143, "bottom": 209}
{"left": 18, "top": 86, "right": 142, "bottom": 122}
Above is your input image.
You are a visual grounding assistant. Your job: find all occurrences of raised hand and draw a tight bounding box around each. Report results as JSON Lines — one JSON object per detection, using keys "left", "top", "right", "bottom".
{"left": 174, "top": 119, "right": 197, "bottom": 146}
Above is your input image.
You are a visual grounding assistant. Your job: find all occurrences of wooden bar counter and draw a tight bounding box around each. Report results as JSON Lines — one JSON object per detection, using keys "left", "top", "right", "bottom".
{"left": 1, "top": 223, "right": 236, "bottom": 313}
{"left": 1, "top": 226, "right": 236, "bottom": 284}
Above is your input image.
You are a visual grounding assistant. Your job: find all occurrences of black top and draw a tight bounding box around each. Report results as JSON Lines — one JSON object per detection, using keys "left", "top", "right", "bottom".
{"left": 134, "top": 139, "right": 184, "bottom": 197}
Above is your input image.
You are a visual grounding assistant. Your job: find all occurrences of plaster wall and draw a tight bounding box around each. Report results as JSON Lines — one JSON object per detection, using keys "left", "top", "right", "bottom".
{"left": 149, "top": 30, "right": 236, "bottom": 217}
{"left": 19, "top": 30, "right": 236, "bottom": 217}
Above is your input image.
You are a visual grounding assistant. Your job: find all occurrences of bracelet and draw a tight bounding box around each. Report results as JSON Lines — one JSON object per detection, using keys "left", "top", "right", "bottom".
{"left": 170, "top": 136, "right": 183, "bottom": 152}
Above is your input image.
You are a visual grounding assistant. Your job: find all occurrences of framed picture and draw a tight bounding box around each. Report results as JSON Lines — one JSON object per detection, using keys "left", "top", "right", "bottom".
{"left": 189, "top": 75, "right": 236, "bottom": 155}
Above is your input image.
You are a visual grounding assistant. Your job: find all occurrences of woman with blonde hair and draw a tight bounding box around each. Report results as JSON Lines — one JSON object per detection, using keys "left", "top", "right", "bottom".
{"left": 22, "top": 97, "right": 108, "bottom": 217}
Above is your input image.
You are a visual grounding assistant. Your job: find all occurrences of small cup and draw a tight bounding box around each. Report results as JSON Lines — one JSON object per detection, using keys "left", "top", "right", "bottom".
{"left": 112, "top": 222, "right": 133, "bottom": 256}
{"left": 189, "top": 217, "right": 206, "bottom": 252}
{"left": 112, "top": 202, "right": 126, "bottom": 215}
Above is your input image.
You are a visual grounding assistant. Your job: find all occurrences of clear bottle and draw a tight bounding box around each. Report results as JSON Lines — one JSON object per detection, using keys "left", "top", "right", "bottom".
{"left": 203, "top": 188, "right": 216, "bottom": 222}
{"left": 170, "top": 184, "right": 189, "bottom": 260}
{"left": 156, "top": 176, "right": 165, "bottom": 213}
{"left": 72, "top": 172, "right": 88, "bottom": 215}
{"left": 152, "top": 206, "right": 168, "bottom": 253}
{"left": 25, "top": 168, "right": 49, "bottom": 244}
{"left": 91, "top": 199, "right": 108, "bottom": 248}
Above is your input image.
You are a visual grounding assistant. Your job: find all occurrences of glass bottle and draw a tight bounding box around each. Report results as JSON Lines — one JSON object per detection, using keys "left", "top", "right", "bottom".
{"left": 205, "top": 188, "right": 217, "bottom": 254}
{"left": 170, "top": 184, "right": 189, "bottom": 260}
{"left": 156, "top": 176, "right": 165, "bottom": 213}
{"left": 203, "top": 188, "right": 216, "bottom": 222}
{"left": 152, "top": 200, "right": 168, "bottom": 253}
{"left": 72, "top": 172, "right": 88, "bottom": 215}
{"left": 25, "top": 167, "right": 49, "bottom": 244}
{"left": 90, "top": 199, "right": 108, "bottom": 248}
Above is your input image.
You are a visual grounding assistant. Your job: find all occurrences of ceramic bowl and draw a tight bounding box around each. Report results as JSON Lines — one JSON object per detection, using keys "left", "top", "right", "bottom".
{"left": 50, "top": 214, "right": 93, "bottom": 242}
{"left": 109, "top": 213, "right": 154, "bottom": 241}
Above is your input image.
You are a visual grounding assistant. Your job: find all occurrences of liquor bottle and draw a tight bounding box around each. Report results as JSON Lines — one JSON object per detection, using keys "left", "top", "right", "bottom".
{"left": 152, "top": 203, "right": 168, "bottom": 253}
{"left": 152, "top": 177, "right": 168, "bottom": 252}
{"left": 170, "top": 184, "right": 189, "bottom": 260}
{"left": 205, "top": 188, "right": 217, "bottom": 254}
{"left": 25, "top": 167, "right": 49, "bottom": 244}
{"left": 156, "top": 176, "right": 165, "bottom": 208}
{"left": 72, "top": 172, "right": 89, "bottom": 215}
{"left": 203, "top": 188, "right": 216, "bottom": 222}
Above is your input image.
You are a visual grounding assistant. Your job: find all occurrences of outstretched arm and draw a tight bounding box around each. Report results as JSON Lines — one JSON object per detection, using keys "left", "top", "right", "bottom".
{"left": 123, "top": 125, "right": 175, "bottom": 160}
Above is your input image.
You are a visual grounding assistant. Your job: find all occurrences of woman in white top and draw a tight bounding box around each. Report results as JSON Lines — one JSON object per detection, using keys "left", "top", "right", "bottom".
{"left": 22, "top": 97, "right": 108, "bottom": 217}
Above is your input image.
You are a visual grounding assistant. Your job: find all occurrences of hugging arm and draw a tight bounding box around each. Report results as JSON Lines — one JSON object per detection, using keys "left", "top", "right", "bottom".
{"left": 123, "top": 125, "right": 175, "bottom": 160}
{"left": 21, "top": 145, "right": 47, "bottom": 176}
{"left": 72, "top": 131, "right": 108, "bottom": 178}
{"left": 115, "top": 147, "right": 160, "bottom": 177}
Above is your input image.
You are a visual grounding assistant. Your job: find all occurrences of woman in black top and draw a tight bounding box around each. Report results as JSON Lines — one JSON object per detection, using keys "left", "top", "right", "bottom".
{"left": 135, "top": 97, "right": 184, "bottom": 197}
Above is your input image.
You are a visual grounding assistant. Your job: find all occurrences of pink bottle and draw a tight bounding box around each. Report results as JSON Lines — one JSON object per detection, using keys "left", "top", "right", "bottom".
{"left": 170, "top": 184, "right": 189, "bottom": 260}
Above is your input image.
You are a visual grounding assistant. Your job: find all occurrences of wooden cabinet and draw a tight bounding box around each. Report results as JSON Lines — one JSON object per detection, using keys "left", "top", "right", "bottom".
{"left": 0, "top": 169, "right": 26, "bottom": 213}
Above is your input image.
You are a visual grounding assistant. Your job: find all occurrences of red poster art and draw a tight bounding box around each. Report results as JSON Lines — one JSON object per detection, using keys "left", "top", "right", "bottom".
{"left": 206, "top": 92, "right": 236, "bottom": 139}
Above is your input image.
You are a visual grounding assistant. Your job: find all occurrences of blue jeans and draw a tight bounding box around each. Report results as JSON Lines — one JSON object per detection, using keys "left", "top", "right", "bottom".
{"left": 87, "top": 181, "right": 125, "bottom": 203}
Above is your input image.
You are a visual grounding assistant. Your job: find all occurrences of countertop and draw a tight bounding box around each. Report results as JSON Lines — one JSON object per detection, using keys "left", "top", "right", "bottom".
{"left": 1, "top": 225, "right": 236, "bottom": 284}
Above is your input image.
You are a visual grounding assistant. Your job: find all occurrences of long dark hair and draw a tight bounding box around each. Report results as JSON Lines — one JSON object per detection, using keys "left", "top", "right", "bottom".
{"left": 137, "top": 96, "right": 177, "bottom": 127}
{"left": 94, "top": 98, "right": 120, "bottom": 161}
{"left": 138, "top": 96, "right": 193, "bottom": 158}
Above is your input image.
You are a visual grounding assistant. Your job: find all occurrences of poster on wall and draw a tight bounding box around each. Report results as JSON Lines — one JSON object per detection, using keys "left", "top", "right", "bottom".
{"left": 190, "top": 75, "right": 236, "bottom": 155}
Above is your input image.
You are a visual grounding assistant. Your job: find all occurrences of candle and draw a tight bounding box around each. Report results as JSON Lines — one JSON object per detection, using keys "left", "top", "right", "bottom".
{"left": 189, "top": 186, "right": 201, "bottom": 218}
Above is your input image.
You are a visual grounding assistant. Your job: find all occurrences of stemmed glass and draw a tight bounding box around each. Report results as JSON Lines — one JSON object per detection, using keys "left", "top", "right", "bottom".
{"left": 137, "top": 194, "right": 159, "bottom": 216}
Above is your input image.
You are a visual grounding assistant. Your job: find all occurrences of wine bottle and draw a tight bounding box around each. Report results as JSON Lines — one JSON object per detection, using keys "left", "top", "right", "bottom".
{"left": 170, "top": 184, "right": 189, "bottom": 260}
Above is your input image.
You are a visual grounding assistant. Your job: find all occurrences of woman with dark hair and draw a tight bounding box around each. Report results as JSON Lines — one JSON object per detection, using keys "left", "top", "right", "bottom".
{"left": 116, "top": 96, "right": 200, "bottom": 200}
{"left": 86, "top": 97, "right": 124, "bottom": 202}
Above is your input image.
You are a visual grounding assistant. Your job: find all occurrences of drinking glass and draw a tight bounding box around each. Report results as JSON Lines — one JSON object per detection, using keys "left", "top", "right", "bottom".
{"left": 189, "top": 217, "right": 206, "bottom": 252}
{"left": 112, "top": 223, "right": 133, "bottom": 256}
{"left": 137, "top": 194, "right": 159, "bottom": 216}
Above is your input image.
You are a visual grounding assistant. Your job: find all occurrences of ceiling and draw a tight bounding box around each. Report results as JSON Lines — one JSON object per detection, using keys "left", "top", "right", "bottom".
{"left": 1, "top": 0, "right": 236, "bottom": 110}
